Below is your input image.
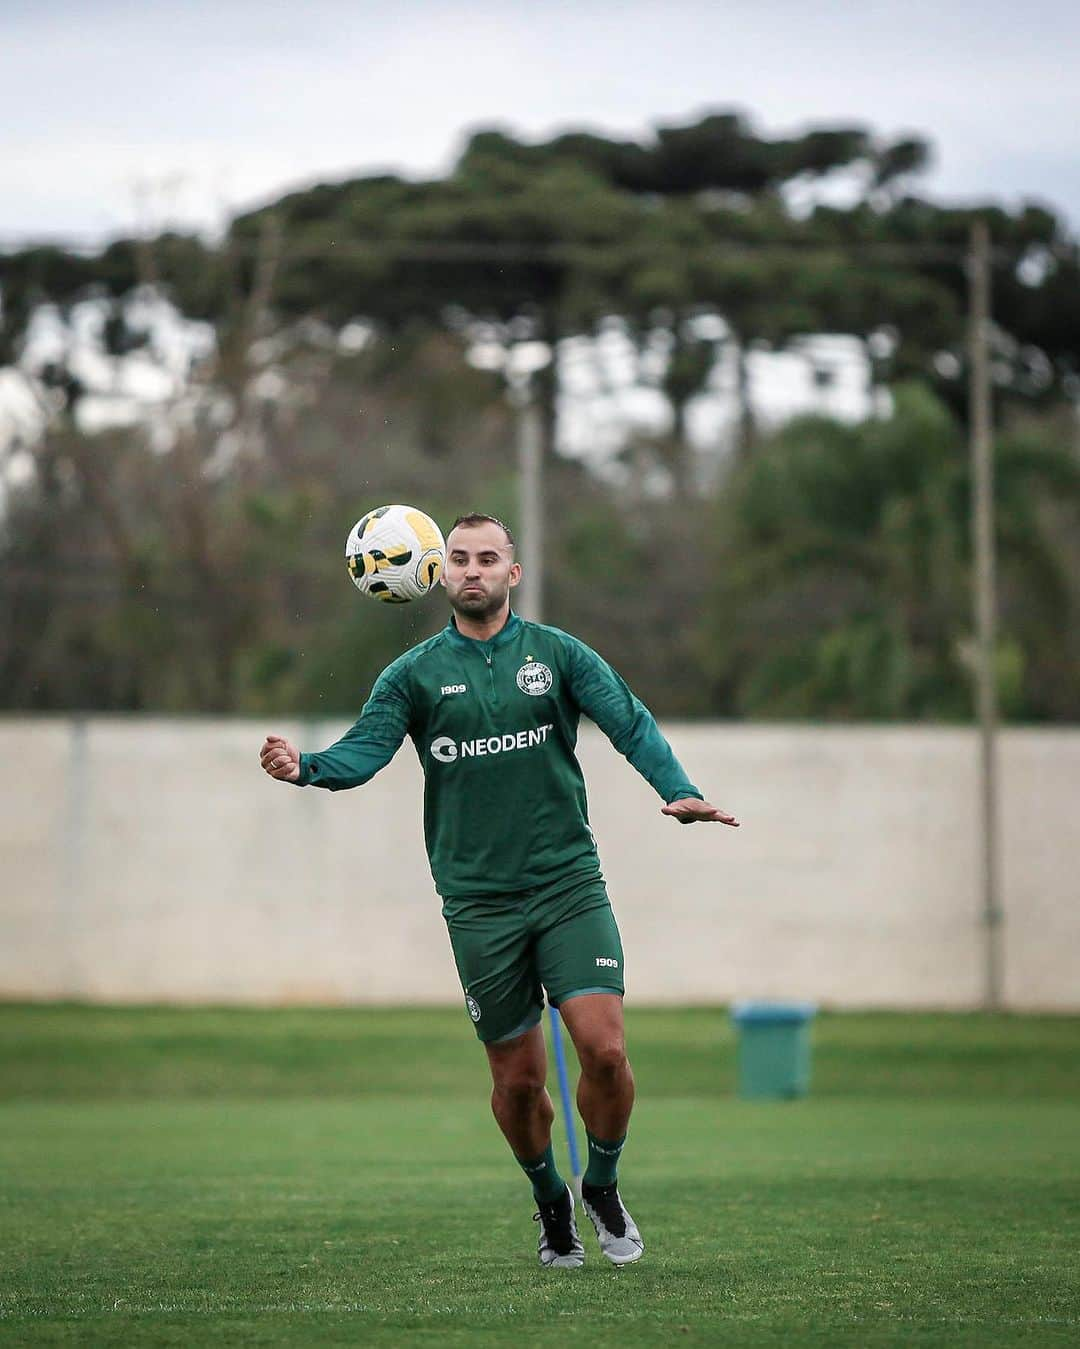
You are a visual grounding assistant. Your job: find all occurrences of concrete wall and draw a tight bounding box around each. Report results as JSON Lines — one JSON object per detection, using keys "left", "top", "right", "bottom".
{"left": 1, "top": 718, "right": 1078, "bottom": 1009}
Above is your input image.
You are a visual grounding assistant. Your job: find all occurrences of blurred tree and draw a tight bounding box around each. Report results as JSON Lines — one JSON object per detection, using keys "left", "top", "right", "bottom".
{"left": 0, "top": 331, "right": 520, "bottom": 714}
{"left": 3, "top": 110, "right": 1080, "bottom": 722}
{"left": 697, "top": 385, "right": 1080, "bottom": 720}
{"left": 3, "top": 110, "right": 1077, "bottom": 458}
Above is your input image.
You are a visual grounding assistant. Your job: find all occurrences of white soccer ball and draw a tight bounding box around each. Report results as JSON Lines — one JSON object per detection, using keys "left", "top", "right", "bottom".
{"left": 345, "top": 504, "right": 446, "bottom": 603}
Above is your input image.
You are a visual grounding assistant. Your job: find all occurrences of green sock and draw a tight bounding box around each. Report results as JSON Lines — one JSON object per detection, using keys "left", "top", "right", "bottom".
{"left": 516, "top": 1143, "right": 566, "bottom": 1205}
{"left": 583, "top": 1130, "right": 626, "bottom": 1189}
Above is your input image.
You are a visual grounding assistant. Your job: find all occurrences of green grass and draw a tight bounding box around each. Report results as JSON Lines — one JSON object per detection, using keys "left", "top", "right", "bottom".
{"left": 1, "top": 1008, "right": 1078, "bottom": 1346}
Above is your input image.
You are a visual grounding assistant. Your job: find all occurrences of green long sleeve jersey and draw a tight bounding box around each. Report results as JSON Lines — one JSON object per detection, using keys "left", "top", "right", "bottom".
{"left": 294, "top": 611, "right": 703, "bottom": 897}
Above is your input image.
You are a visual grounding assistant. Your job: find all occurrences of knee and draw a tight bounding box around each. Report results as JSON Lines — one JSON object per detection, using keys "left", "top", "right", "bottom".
{"left": 492, "top": 1066, "right": 547, "bottom": 1110}
{"left": 578, "top": 1038, "right": 628, "bottom": 1082}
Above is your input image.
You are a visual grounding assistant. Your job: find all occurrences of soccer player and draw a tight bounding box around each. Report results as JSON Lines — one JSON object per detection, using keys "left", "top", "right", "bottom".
{"left": 259, "top": 513, "right": 738, "bottom": 1269}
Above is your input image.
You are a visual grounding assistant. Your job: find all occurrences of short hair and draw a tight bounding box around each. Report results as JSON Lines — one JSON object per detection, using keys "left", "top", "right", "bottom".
{"left": 449, "top": 513, "right": 515, "bottom": 547}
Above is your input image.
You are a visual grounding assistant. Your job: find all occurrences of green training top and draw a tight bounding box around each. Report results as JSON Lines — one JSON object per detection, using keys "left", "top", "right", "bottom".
{"left": 293, "top": 611, "right": 703, "bottom": 897}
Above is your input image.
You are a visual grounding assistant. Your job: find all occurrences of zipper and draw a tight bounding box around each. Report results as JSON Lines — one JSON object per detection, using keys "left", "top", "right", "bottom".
{"left": 484, "top": 651, "right": 497, "bottom": 701}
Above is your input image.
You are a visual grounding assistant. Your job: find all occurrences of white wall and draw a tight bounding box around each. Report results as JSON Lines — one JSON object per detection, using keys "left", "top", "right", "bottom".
{"left": 2, "top": 718, "right": 1078, "bottom": 1009}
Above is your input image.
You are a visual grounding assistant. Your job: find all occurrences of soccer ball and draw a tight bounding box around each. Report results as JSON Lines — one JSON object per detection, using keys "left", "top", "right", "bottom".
{"left": 345, "top": 504, "right": 446, "bottom": 603}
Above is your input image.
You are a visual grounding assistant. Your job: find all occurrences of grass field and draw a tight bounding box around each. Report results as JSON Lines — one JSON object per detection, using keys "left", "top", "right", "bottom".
{"left": 1, "top": 1007, "right": 1078, "bottom": 1346}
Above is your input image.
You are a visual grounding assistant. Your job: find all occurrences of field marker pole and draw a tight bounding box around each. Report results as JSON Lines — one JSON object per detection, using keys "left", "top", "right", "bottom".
{"left": 548, "top": 1007, "right": 582, "bottom": 1192}
{"left": 968, "top": 218, "right": 1004, "bottom": 1010}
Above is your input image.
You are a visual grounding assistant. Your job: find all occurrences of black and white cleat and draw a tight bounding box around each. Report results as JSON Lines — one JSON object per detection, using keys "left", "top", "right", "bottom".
{"left": 534, "top": 1185, "right": 586, "bottom": 1269}
{"left": 581, "top": 1182, "right": 644, "bottom": 1265}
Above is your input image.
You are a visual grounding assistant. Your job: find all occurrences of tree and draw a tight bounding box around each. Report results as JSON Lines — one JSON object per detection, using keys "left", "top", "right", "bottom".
{"left": 0, "top": 330, "right": 520, "bottom": 713}
{"left": 697, "top": 385, "right": 1080, "bottom": 720}
{"left": 4, "top": 111, "right": 1077, "bottom": 461}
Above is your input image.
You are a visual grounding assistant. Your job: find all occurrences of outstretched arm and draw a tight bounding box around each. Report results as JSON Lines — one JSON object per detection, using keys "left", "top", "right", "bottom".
{"left": 565, "top": 636, "right": 738, "bottom": 826}
{"left": 258, "top": 668, "right": 411, "bottom": 791}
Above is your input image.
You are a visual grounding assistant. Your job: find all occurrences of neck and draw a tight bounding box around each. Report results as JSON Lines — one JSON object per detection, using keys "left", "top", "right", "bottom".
{"left": 453, "top": 604, "right": 512, "bottom": 643}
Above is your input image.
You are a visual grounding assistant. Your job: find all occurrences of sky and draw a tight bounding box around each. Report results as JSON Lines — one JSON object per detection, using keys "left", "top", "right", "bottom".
{"left": 3, "top": 0, "right": 1080, "bottom": 243}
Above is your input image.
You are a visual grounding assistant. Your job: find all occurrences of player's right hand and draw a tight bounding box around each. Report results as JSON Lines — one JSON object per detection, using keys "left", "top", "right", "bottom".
{"left": 260, "top": 734, "right": 301, "bottom": 782}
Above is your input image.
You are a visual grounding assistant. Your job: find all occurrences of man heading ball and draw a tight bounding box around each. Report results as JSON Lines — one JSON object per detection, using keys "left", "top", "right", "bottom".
{"left": 260, "top": 513, "right": 738, "bottom": 1268}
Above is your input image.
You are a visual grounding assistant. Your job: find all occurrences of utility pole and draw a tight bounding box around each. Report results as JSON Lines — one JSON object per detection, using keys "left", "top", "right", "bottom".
{"left": 514, "top": 378, "right": 544, "bottom": 623}
{"left": 968, "top": 218, "right": 1004, "bottom": 1009}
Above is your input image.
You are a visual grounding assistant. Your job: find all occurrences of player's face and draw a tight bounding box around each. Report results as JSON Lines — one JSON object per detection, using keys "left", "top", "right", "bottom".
{"left": 441, "top": 523, "right": 521, "bottom": 620}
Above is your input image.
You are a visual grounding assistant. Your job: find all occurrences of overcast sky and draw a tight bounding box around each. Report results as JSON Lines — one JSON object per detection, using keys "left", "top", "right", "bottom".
{"left": 4, "top": 0, "right": 1079, "bottom": 244}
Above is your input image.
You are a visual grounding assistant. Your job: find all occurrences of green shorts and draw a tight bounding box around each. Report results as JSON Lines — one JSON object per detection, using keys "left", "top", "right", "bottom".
{"left": 441, "top": 873, "right": 625, "bottom": 1044}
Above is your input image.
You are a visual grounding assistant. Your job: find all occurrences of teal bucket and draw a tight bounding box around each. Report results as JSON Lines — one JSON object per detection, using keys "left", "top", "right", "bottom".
{"left": 731, "top": 1002, "right": 817, "bottom": 1099}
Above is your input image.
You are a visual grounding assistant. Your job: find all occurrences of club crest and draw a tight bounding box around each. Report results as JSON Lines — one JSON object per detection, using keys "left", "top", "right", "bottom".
{"left": 516, "top": 661, "right": 553, "bottom": 697}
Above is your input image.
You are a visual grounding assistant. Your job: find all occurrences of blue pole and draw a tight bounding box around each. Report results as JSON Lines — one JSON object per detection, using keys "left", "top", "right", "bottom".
{"left": 548, "top": 1005, "right": 581, "bottom": 1184}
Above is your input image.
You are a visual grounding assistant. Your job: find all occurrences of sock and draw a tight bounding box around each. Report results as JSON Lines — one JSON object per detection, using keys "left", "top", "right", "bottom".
{"left": 516, "top": 1143, "right": 566, "bottom": 1205}
{"left": 583, "top": 1130, "right": 626, "bottom": 1189}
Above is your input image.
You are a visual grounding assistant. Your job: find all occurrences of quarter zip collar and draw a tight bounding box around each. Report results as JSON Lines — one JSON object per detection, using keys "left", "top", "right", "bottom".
{"left": 444, "top": 609, "right": 523, "bottom": 653}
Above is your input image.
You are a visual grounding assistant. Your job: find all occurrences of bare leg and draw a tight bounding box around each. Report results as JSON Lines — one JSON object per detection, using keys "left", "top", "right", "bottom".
{"left": 557, "top": 993, "right": 635, "bottom": 1141}
{"left": 557, "top": 994, "right": 643, "bottom": 1263}
{"left": 485, "top": 1023, "right": 554, "bottom": 1158}
{"left": 489, "top": 1024, "right": 583, "bottom": 1266}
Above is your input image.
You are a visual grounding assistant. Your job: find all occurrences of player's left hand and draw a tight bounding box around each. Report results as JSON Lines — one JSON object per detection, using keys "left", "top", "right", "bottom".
{"left": 661, "top": 798, "right": 739, "bottom": 826}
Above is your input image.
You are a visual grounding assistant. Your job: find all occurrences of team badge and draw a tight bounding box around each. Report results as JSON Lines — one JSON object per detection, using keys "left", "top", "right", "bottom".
{"left": 517, "top": 661, "right": 553, "bottom": 697}
{"left": 466, "top": 995, "right": 482, "bottom": 1022}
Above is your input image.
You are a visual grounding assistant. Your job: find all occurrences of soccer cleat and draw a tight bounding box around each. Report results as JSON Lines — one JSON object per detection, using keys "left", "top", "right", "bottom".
{"left": 533, "top": 1185, "right": 585, "bottom": 1268}
{"left": 581, "top": 1182, "right": 644, "bottom": 1265}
